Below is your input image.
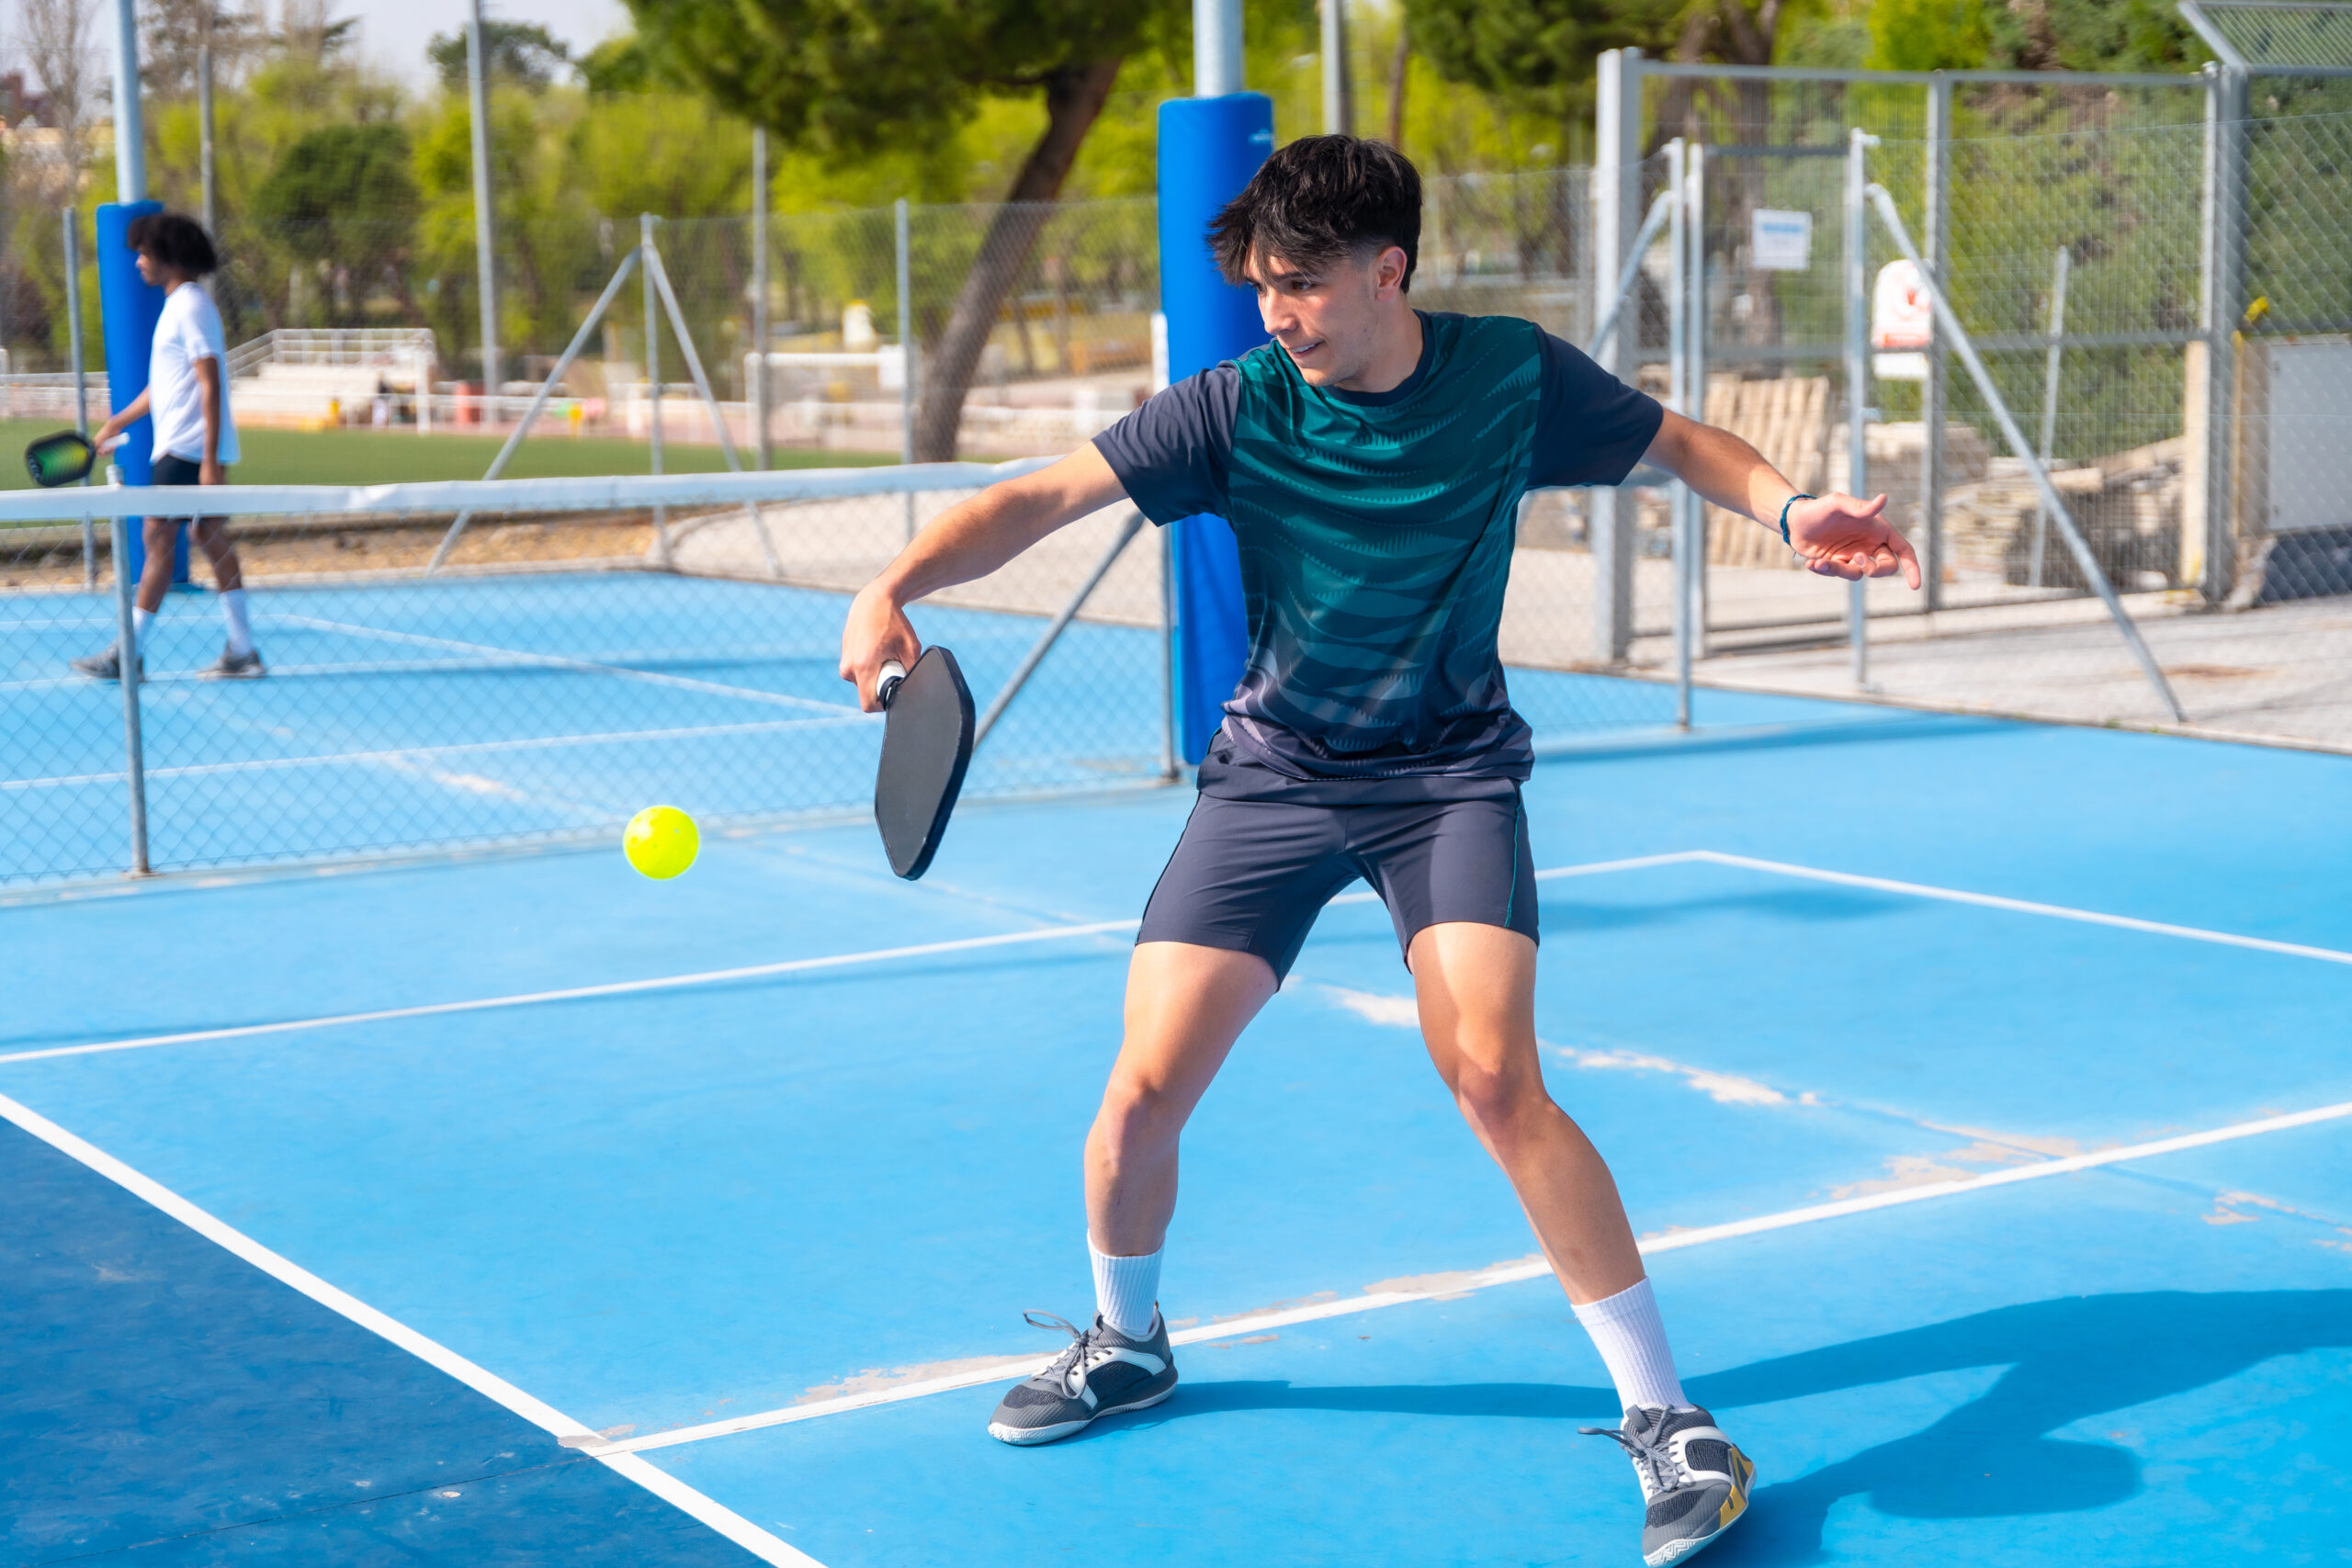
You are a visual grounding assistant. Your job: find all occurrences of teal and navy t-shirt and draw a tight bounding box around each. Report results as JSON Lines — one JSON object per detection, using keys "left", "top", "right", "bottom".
{"left": 1094, "top": 310, "right": 1661, "bottom": 802}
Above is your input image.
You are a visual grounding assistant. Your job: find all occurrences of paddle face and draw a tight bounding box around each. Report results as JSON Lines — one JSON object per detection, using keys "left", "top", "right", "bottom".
{"left": 874, "top": 645, "right": 975, "bottom": 881}
{"left": 25, "top": 431, "right": 95, "bottom": 489}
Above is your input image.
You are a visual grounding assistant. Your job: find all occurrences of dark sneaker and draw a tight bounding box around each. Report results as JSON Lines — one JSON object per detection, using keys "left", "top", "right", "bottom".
{"left": 199, "top": 644, "right": 265, "bottom": 679}
{"left": 987, "top": 1310, "right": 1177, "bottom": 1446}
{"left": 69, "top": 646, "right": 141, "bottom": 681}
{"left": 1581, "top": 1404, "right": 1756, "bottom": 1566}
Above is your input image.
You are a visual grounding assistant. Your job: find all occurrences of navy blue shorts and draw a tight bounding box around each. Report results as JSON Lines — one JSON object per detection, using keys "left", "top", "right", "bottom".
{"left": 1136, "top": 790, "right": 1538, "bottom": 982}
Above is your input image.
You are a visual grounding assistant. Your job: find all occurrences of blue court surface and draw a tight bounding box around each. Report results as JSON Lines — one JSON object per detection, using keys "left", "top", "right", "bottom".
{"left": 6, "top": 690, "right": 2350, "bottom": 1565}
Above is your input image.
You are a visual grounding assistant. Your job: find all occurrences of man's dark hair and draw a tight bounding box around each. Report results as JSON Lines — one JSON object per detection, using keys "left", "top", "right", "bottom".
{"left": 1207, "top": 135, "right": 1422, "bottom": 292}
{"left": 125, "top": 211, "right": 220, "bottom": 277}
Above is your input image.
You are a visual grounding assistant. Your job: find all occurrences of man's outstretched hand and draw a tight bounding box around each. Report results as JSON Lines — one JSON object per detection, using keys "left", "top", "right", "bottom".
{"left": 1785, "top": 492, "right": 1922, "bottom": 590}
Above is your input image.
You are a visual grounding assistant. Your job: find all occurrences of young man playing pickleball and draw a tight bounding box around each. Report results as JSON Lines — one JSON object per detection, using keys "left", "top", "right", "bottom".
{"left": 840, "top": 136, "right": 1917, "bottom": 1566}
{"left": 70, "top": 211, "right": 260, "bottom": 682}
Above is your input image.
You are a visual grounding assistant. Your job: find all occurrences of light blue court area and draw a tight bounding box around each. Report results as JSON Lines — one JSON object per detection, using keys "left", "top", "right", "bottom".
{"left": 5, "top": 695, "right": 2351, "bottom": 1564}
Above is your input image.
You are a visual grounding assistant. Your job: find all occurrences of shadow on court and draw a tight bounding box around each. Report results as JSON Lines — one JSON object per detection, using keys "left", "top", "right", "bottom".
{"left": 1542, "top": 886, "right": 1908, "bottom": 934}
{"left": 1114, "top": 1291, "right": 2349, "bottom": 1562}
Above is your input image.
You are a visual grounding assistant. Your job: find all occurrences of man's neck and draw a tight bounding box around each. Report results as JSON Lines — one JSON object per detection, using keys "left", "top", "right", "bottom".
{"left": 1331, "top": 307, "right": 1424, "bottom": 394}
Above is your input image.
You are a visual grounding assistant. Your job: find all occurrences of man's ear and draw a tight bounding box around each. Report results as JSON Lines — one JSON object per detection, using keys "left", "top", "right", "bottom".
{"left": 1374, "top": 245, "right": 1409, "bottom": 299}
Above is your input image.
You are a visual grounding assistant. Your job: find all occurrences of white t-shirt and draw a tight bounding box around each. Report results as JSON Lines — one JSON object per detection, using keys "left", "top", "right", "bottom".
{"left": 148, "top": 282, "right": 240, "bottom": 466}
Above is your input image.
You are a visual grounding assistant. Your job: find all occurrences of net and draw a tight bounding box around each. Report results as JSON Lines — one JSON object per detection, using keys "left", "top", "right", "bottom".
{"left": 0, "top": 462, "right": 1683, "bottom": 886}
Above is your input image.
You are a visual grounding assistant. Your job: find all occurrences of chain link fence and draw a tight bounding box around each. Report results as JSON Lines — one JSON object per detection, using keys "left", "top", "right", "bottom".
{"left": 0, "top": 468, "right": 1177, "bottom": 885}
{"left": 7, "top": 73, "right": 2348, "bottom": 885}
{"left": 1589, "top": 55, "right": 2352, "bottom": 750}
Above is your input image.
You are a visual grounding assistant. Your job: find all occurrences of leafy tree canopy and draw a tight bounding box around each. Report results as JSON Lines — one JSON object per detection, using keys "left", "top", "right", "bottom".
{"left": 615, "top": 0, "right": 1175, "bottom": 160}
{"left": 425, "top": 20, "right": 574, "bottom": 91}
{"left": 1406, "top": 0, "right": 1685, "bottom": 125}
{"left": 254, "top": 121, "right": 420, "bottom": 229}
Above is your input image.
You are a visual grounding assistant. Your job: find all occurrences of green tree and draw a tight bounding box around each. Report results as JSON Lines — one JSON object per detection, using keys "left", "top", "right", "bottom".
{"left": 619, "top": 0, "right": 1181, "bottom": 459}
{"left": 1865, "top": 0, "right": 1990, "bottom": 68}
{"left": 1405, "top": 0, "right": 1680, "bottom": 138}
{"left": 426, "top": 21, "right": 575, "bottom": 90}
{"left": 253, "top": 122, "right": 426, "bottom": 326}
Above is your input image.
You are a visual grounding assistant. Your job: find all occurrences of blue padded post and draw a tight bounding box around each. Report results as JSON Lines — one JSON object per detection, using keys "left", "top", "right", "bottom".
{"left": 1157, "top": 94, "right": 1272, "bottom": 763}
{"left": 96, "top": 201, "right": 184, "bottom": 585}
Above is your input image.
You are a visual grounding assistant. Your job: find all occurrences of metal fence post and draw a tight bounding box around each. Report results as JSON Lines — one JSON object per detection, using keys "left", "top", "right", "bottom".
{"left": 2199, "top": 63, "right": 2248, "bottom": 605}
{"left": 1687, "top": 141, "right": 1708, "bottom": 670}
{"left": 466, "top": 0, "right": 500, "bottom": 406}
{"left": 752, "top": 126, "right": 770, "bottom": 472}
{"left": 1590, "top": 48, "right": 1643, "bottom": 666}
{"left": 2031, "top": 244, "right": 2072, "bottom": 589}
{"left": 1667, "top": 139, "right": 1692, "bottom": 728}
{"left": 1922, "top": 73, "right": 1950, "bottom": 614}
{"left": 897, "top": 196, "right": 917, "bottom": 542}
{"left": 642, "top": 214, "right": 672, "bottom": 567}
{"left": 198, "top": 46, "right": 219, "bottom": 242}
{"left": 110, "top": 511, "right": 150, "bottom": 875}
{"left": 64, "top": 208, "right": 96, "bottom": 591}
{"left": 1844, "top": 127, "right": 1875, "bottom": 690}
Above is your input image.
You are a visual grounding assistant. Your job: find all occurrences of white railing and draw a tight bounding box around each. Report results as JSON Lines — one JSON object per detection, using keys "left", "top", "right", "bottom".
{"left": 224, "top": 328, "right": 439, "bottom": 379}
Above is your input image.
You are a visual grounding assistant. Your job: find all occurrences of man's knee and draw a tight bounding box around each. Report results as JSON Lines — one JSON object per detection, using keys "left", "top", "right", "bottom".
{"left": 1447, "top": 1053, "right": 1552, "bottom": 1144}
{"left": 1091, "top": 1070, "right": 1188, "bottom": 1160}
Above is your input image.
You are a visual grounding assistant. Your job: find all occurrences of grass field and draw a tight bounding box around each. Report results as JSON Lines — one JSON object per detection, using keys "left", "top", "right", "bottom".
{"left": 0, "top": 421, "right": 891, "bottom": 491}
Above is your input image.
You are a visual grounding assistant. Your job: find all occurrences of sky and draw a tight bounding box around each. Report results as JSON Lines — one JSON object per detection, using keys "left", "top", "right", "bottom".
{"left": 338, "top": 0, "right": 632, "bottom": 89}
{"left": 5, "top": 0, "right": 630, "bottom": 96}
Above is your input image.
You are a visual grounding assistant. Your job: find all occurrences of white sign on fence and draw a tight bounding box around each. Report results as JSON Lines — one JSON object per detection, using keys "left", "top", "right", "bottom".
{"left": 1751, "top": 209, "right": 1813, "bottom": 271}
{"left": 1871, "top": 258, "right": 1934, "bottom": 381}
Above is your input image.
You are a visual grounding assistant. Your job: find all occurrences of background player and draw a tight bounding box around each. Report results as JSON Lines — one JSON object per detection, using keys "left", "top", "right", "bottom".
{"left": 840, "top": 136, "right": 1917, "bottom": 1566}
{"left": 71, "top": 212, "right": 259, "bottom": 682}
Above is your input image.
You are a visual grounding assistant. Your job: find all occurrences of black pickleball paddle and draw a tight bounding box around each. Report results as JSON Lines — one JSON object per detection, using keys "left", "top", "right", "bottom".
{"left": 874, "top": 645, "right": 975, "bottom": 881}
{"left": 25, "top": 430, "right": 96, "bottom": 488}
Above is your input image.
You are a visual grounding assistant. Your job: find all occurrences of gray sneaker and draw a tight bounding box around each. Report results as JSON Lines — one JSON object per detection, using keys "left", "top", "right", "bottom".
{"left": 1581, "top": 1404, "right": 1756, "bottom": 1566}
{"left": 69, "top": 645, "right": 141, "bottom": 681}
{"left": 198, "top": 643, "right": 265, "bottom": 679}
{"left": 986, "top": 1310, "right": 1177, "bottom": 1446}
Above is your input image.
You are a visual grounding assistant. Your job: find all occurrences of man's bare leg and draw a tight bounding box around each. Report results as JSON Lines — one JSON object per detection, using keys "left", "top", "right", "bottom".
{"left": 1086, "top": 941, "right": 1278, "bottom": 1257}
{"left": 986, "top": 941, "right": 1272, "bottom": 1446}
{"left": 135, "top": 517, "right": 180, "bottom": 615}
{"left": 190, "top": 518, "right": 243, "bottom": 592}
{"left": 1408, "top": 920, "right": 1644, "bottom": 1303}
{"left": 1413, "top": 920, "right": 1754, "bottom": 1564}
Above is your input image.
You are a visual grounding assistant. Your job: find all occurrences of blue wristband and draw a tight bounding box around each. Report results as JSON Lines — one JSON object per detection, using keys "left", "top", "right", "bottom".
{"left": 1778, "top": 493, "right": 1815, "bottom": 547}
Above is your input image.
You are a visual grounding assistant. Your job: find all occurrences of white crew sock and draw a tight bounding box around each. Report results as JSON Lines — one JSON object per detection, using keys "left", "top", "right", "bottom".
{"left": 130, "top": 607, "right": 154, "bottom": 652}
{"left": 220, "top": 589, "right": 254, "bottom": 656}
{"left": 1572, "top": 1277, "right": 1690, "bottom": 1414}
{"left": 1089, "top": 1239, "right": 1162, "bottom": 1339}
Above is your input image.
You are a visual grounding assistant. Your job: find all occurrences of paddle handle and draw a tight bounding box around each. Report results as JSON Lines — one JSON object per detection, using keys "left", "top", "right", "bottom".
{"left": 875, "top": 660, "right": 908, "bottom": 708}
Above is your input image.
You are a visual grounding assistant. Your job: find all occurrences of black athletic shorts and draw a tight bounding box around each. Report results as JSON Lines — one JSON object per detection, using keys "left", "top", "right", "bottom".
{"left": 150, "top": 453, "right": 223, "bottom": 525}
{"left": 1136, "top": 788, "right": 1538, "bottom": 982}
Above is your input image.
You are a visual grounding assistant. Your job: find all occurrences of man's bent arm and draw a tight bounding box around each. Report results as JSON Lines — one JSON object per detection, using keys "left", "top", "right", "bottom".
{"left": 1641, "top": 409, "right": 1920, "bottom": 589}
{"left": 839, "top": 444, "right": 1130, "bottom": 707}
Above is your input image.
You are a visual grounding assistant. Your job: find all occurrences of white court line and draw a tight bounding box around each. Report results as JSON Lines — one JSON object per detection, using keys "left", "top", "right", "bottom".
{"left": 593, "top": 1095, "right": 2352, "bottom": 1457}
{"left": 0, "top": 920, "right": 1142, "bottom": 1067}
{"left": 0, "top": 715, "right": 866, "bottom": 793}
{"left": 13, "top": 848, "right": 2348, "bottom": 1069}
{"left": 0, "top": 852, "right": 1688, "bottom": 1066}
{"left": 0, "top": 1090, "right": 823, "bottom": 1567}
{"left": 276, "top": 614, "right": 861, "bottom": 716}
{"left": 1682, "top": 850, "right": 2352, "bottom": 967}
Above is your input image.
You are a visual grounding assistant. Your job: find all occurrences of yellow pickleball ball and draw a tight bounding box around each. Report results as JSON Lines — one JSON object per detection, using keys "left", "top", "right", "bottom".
{"left": 623, "top": 805, "right": 698, "bottom": 880}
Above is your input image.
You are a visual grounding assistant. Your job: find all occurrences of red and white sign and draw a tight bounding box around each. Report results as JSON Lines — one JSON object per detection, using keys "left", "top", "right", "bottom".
{"left": 1871, "top": 259, "right": 1932, "bottom": 381}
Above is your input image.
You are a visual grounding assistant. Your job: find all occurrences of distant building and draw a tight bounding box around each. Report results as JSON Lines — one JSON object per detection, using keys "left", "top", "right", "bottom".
{"left": 0, "top": 70, "right": 49, "bottom": 129}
